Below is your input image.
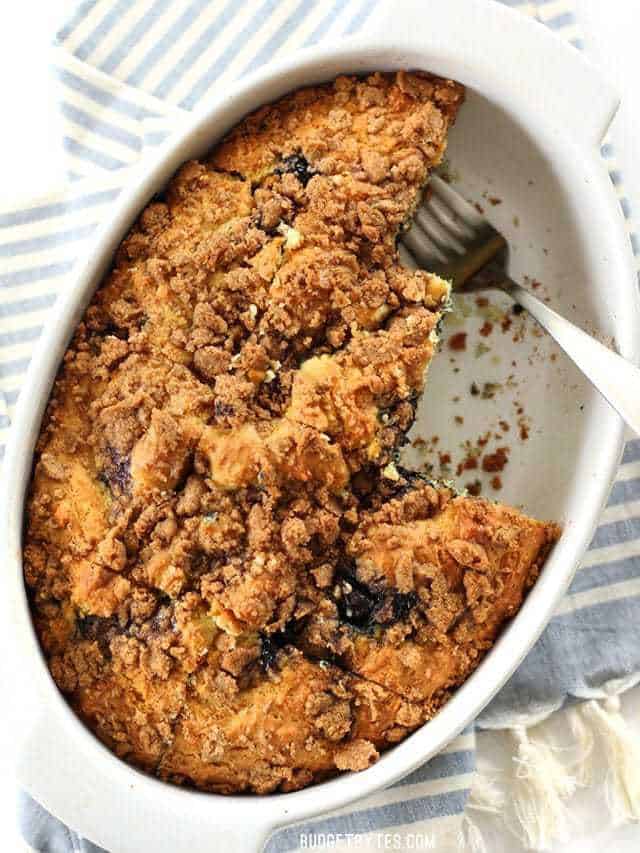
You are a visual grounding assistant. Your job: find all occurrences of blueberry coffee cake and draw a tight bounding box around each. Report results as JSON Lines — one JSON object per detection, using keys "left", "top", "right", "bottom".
{"left": 24, "top": 71, "right": 559, "bottom": 794}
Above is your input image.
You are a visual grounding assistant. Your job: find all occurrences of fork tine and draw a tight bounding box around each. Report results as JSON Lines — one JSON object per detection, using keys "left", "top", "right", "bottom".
{"left": 422, "top": 194, "right": 476, "bottom": 243}
{"left": 398, "top": 243, "right": 418, "bottom": 270}
{"left": 402, "top": 221, "right": 450, "bottom": 268}
{"left": 400, "top": 172, "right": 507, "bottom": 286}
{"left": 414, "top": 205, "right": 467, "bottom": 255}
{"left": 429, "top": 175, "right": 489, "bottom": 230}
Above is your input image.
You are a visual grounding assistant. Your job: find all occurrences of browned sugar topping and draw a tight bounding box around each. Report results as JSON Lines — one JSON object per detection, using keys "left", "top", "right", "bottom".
{"left": 24, "top": 71, "right": 558, "bottom": 795}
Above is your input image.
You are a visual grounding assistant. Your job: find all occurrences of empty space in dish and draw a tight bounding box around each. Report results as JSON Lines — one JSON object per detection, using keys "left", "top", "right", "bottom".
{"left": 403, "top": 90, "right": 620, "bottom": 523}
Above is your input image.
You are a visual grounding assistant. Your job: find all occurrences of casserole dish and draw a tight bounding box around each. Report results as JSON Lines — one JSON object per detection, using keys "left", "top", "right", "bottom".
{"left": 1, "top": 0, "right": 638, "bottom": 850}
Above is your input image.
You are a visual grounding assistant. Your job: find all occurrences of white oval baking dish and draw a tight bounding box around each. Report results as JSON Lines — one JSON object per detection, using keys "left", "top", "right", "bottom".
{"left": 1, "top": 1, "right": 638, "bottom": 851}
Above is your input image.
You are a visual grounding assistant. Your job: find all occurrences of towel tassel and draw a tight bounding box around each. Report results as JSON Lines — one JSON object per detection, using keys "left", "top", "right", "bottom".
{"left": 467, "top": 688, "right": 640, "bottom": 849}
{"left": 461, "top": 771, "right": 505, "bottom": 853}
{"left": 506, "top": 724, "right": 577, "bottom": 850}
{"left": 566, "top": 704, "right": 595, "bottom": 786}
{"left": 460, "top": 813, "right": 488, "bottom": 853}
{"left": 579, "top": 696, "right": 640, "bottom": 825}
{"left": 467, "top": 770, "right": 505, "bottom": 814}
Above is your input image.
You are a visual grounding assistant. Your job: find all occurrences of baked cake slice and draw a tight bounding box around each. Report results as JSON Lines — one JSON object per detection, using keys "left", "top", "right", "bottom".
{"left": 297, "top": 472, "right": 560, "bottom": 713}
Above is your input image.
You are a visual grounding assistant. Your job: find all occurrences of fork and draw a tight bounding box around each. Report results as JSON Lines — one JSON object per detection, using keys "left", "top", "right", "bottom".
{"left": 400, "top": 174, "right": 640, "bottom": 436}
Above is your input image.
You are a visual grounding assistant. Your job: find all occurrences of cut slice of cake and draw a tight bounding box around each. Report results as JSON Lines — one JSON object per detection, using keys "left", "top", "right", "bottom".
{"left": 298, "top": 472, "right": 560, "bottom": 713}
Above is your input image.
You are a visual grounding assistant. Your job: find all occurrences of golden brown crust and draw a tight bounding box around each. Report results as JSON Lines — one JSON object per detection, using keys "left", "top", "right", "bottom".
{"left": 298, "top": 479, "right": 560, "bottom": 707}
{"left": 24, "top": 71, "right": 558, "bottom": 794}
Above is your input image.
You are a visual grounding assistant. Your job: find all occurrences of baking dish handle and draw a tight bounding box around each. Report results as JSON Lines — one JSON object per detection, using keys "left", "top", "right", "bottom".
{"left": 364, "top": 0, "right": 620, "bottom": 150}
{"left": 14, "top": 709, "right": 277, "bottom": 853}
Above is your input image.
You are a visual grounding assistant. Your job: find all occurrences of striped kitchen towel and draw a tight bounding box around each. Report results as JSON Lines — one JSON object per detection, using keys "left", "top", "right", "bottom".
{"left": 2, "top": 1, "right": 639, "bottom": 851}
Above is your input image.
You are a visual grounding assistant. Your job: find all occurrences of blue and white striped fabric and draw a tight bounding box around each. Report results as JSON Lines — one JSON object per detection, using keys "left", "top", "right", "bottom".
{"left": 1, "top": 1, "right": 638, "bottom": 851}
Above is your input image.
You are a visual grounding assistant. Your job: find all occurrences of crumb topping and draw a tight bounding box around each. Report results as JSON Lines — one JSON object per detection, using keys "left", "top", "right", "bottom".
{"left": 24, "top": 71, "right": 558, "bottom": 794}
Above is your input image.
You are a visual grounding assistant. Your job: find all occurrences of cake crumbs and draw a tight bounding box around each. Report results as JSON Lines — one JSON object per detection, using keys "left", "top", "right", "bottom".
{"left": 518, "top": 415, "right": 531, "bottom": 441}
{"left": 482, "top": 447, "right": 510, "bottom": 473}
{"left": 466, "top": 479, "right": 482, "bottom": 496}
{"left": 457, "top": 454, "right": 479, "bottom": 476}
{"left": 448, "top": 332, "right": 467, "bottom": 351}
{"left": 480, "top": 382, "right": 501, "bottom": 400}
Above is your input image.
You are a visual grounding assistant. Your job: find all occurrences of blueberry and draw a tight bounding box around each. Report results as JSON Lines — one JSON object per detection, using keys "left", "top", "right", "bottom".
{"left": 76, "top": 614, "right": 123, "bottom": 657}
{"left": 391, "top": 591, "right": 418, "bottom": 622}
{"left": 99, "top": 447, "right": 131, "bottom": 495}
{"left": 213, "top": 399, "right": 235, "bottom": 419}
{"left": 259, "top": 635, "right": 279, "bottom": 671}
{"left": 334, "top": 555, "right": 419, "bottom": 631}
{"left": 351, "top": 466, "right": 378, "bottom": 505}
{"left": 101, "top": 321, "right": 129, "bottom": 340}
{"left": 339, "top": 584, "right": 383, "bottom": 628}
{"left": 259, "top": 620, "right": 299, "bottom": 671}
{"left": 77, "top": 614, "right": 119, "bottom": 640}
{"left": 275, "top": 152, "right": 315, "bottom": 187}
{"left": 385, "top": 465, "right": 433, "bottom": 500}
{"left": 334, "top": 558, "right": 384, "bottom": 630}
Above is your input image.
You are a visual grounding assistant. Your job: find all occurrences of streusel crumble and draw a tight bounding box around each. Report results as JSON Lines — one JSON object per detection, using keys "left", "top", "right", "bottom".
{"left": 24, "top": 71, "right": 559, "bottom": 794}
